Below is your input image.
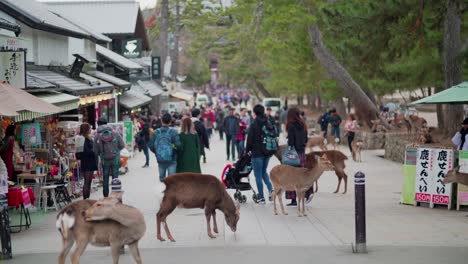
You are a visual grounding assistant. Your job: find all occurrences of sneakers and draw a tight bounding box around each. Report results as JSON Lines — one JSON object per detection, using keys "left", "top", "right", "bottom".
{"left": 305, "top": 193, "right": 315, "bottom": 204}
{"left": 257, "top": 198, "right": 266, "bottom": 204}
{"left": 287, "top": 200, "right": 297, "bottom": 206}
{"left": 142, "top": 164, "right": 149, "bottom": 168}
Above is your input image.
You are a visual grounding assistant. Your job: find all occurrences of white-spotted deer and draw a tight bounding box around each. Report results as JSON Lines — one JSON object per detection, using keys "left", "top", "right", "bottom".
{"left": 305, "top": 135, "right": 328, "bottom": 152}
{"left": 156, "top": 173, "right": 240, "bottom": 242}
{"left": 352, "top": 139, "right": 364, "bottom": 163}
{"left": 56, "top": 192, "right": 146, "bottom": 264}
{"left": 270, "top": 154, "right": 334, "bottom": 217}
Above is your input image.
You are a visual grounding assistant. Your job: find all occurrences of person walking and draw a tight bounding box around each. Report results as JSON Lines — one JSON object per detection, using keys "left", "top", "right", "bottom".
{"left": 94, "top": 118, "right": 125, "bottom": 197}
{"left": 76, "top": 123, "right": 98, "bottom": 199}
{"left": 215, "top": 106, "right": 225, "bottom": 140}
{"left": 245, "top": 104, "right": 275, "bottom": 204}
{"left": 223, "top": 107, "right": 239, "bottom": 161}
{"left": 149, "top": 113, "right": 181, "bottom": 181}
{"left": 151, "top": 114, "right": 162, "bottom": 130}
{"left": 203, "top": 106, "right": 216, "bottom": 139}
{"left": 284, "top": 108, "right": 310, "bottom": 206}
{"left": 452, "top": 118, "right": 468, "bottom": 150}
{"left": 240, "top": 108, "right": 251, "bottom": 129}
{"left": 318, "top": 109, "right": 330, "bottom": 137}
{"left": 344, "top": 114, "right": 358, "bottom": 153}
{"left": 139, "top": 117, "right": 150, "bottom": 168}
{"left": 176, "top": 117, "right": 201, "bottom": 173}
{"left": 191, "top": 108, "right": 210, "bottom": 164}
{"left": 280, "top": 106, "right": 288, "bottom": 134}
{"left": 235, "top": 113, "right": 247, "bottom": 156}
{"left": 328, "top": 109, "right": 342, "bottom": 143}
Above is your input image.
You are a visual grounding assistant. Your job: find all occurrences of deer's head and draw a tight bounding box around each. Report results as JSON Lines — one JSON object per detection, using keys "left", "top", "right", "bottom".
{"left": 318, "top": 154, "right": 334, "bottom": 170}
{"left": 84, "top": 192, "right": 123, "bottom": 221}
{"left": 225, "top": 202, "right": 240, "bottom": 232}
{"left": 442, "top": 167, "right": 459, "bottom": 184}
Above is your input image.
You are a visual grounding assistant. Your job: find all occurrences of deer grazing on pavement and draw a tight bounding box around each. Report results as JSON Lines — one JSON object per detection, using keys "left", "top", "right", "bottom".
{"left": 156, "top": 173, "right": 240, "bottom": 242}
{"left": 275, "top": 146, "right": 349, "bottom": 194}
{"left": 351, "top": 138, "right": 364, "bottom": 163}
{"left": 56, "top": 192, "right": 146, "bottom": 264}
{"left": 443, "top": 166, "right": 468, "bottom": 185}
{"left": 270, "top": 154, "right": 334, "bottom": 216}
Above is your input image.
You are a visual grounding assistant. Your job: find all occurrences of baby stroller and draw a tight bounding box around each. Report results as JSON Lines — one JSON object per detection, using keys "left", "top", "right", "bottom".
{"left": 221, "top": 152, "right": 259, "bottom": 203}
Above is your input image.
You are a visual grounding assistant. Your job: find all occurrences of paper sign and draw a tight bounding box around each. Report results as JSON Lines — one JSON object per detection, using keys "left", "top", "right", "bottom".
{"left": 124, "top": 121, "right": 133, "bottom": 145}
{"left": 21, "top": 123, "right": 42, "bottom": 147}
{"left": 415, "top": 148, "right": 433, "bottom": 203}
{"left": 431, "top": 149, "right": 453, "bottom": 205}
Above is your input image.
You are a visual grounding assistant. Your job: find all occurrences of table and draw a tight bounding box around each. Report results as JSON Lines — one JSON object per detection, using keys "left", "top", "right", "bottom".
{"left": 17, "top": 173, "right": 47, "bottom": 207}
{"left": 7, "top": 187, "right": 35, "bottom": 233}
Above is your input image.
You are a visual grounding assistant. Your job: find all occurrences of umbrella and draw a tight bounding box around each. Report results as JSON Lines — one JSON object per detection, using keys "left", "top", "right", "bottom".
{"left": 0, "top": 81, "right": 63, "bottom": 114}
{"left": 410, "top": 82, "right": 468, "bottom": 105}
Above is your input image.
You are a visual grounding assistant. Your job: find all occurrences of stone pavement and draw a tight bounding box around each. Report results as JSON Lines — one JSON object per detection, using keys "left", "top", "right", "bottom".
{"left": 7, "top": 134, "right": 468, "bottom": 263}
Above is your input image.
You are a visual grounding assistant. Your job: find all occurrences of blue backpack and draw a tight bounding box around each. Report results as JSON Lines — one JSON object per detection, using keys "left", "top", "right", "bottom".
{"left": 154, "top": 128, "right": 174, "bottom": 162}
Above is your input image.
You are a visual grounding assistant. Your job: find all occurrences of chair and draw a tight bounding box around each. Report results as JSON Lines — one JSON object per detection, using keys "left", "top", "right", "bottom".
{"left": 40, "top": 185, "right": 59, "bottom": 212}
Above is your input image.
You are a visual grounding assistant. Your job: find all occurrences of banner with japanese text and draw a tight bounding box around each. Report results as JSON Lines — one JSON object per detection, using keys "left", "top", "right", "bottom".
{"left": 431, "top": 149, "right": 453, "bottom": 205}
{"left": 415, "top": 148, "right": 433, "bottom": 203}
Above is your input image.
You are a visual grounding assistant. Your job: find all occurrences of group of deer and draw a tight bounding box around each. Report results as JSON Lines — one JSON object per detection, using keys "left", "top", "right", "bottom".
{"left": 56, "top": 173, "right": 240, "bottom": 264}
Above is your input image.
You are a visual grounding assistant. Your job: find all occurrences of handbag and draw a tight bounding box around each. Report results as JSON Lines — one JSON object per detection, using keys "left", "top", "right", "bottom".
{"left": 282, "top": 146, "right": 301, "bottom": 167}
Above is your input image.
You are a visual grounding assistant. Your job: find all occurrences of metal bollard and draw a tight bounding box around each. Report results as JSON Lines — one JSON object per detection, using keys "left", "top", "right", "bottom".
{"left": 353, "top": 171, "right": 367, "bottom": 253}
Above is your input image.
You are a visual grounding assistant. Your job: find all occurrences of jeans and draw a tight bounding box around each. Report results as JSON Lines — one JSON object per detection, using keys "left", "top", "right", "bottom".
{"left": 206, "top": 128, "right": 213, "bottom": 138}
{"left": 82, "top": 171, "right": 93, "bottom": 199}
{"left": 102, "top": 162, "right": 120, "bottom": 197}
{"left": 219, "top": 129, "right": 224, "bottom": 140}
{"left": 347, "top": 131, "right": 355, "bottom": 153}
{"left": 252, "top": 156, "right": 273, "bottom": 199}
{"left": 158, "top": 161, "right": 177, "bottom": 181}
{"left": 143, "top": 142, "right": 149, "bottom": 165}
{"left": 331, "top": 126, "right": 341, "bottom": 143}
{"left": 237, "top": 140, "right": 245, "bottom": 156}
{"left": 226, "top": 135, "right": 237, "bottom": 160}
{"left": 321, "top": 125, "right": 328, "bottom": 137}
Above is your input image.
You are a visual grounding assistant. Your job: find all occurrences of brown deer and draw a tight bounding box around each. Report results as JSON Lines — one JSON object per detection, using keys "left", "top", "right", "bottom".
{"left": 404, "top": 115, "right": 427, "bottom": 135}
{"left": 270, "top": 154, "right": 334, "bottom": 216}
{"left": 275, "top": 146, "right": 349, "bottom": 194}
{"left": 443, "top": 166, "right": 468, "bottom": 185}
{"left": 351, "top": 139, "right": 364, "bottom": 163}
{"left": 305, "top": 135, "right": 328, "bottom": 152}
{"left": 156, "top": 173, "right": 240, "bottom": 242}
{"left": 56, "top": 192, "right": 146, "bottom": 264}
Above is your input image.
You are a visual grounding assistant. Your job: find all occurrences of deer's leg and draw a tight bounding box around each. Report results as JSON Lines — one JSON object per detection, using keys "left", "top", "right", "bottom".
{"left": 273, "top": 187, "right": 279, "bottom": 215}
{"left": 128, "top": 242, "right": 142, "bottom": 264}
{"left": 70, "top": 238, "right": 88, "bottom": 264}
{"left": 301, "top": 191, "right": 307, "bottom": 216}
{"left": 314, "top": 180, "right": 319, "bottom": 193}
{"left": 277, "top": 189, "right": 287, "bottom": 215}
{"left": 58, "top": 237, "right": 74, "bottom": 264}
{"left": 334, "top": 171, "right": 342, "bottom": 194}
{"left": 212, "top": 211, "right": 219, "bottom": 234}
{"left": 296, "top": 190, "right": 303, "bottom": 217}
{"left": 110, "top": 242, "right": 122, "bottom": 264}
{"left": 205, "top": 206, "right": 216, "bottom": 239}
{"left": 157, "top": 203, "right": 176, "bottom": 242}
{"left": 342, "top": 172, "right": 348, "bottom": 194}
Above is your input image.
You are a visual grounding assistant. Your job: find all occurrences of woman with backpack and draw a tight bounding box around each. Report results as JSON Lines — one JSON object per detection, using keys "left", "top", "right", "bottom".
{"left": 176, "top": 117, "right": 201, "bottom": 173}
{"left": 285, "top": 107, "right": 309, "bottom": 206}
{"left": 77, "top": 123, "right": 98, "bottom": 199}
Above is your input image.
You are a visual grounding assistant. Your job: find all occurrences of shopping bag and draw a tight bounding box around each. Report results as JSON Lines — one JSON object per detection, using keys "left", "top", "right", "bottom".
{"left": 282, "top": 146, "right": 301, "bottom": 167}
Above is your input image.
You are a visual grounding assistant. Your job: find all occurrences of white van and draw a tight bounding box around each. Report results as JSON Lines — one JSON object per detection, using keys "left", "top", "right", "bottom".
{"left": 196, "top": 94, "right": 210, "bottom": 107}
{"left": 262, "top": 98, "right": 282, "bottom": 113}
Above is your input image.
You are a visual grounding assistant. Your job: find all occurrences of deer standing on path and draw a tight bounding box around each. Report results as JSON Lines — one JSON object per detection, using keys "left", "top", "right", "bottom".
{"left": 270, "top": 154, "right": 334, "bottom": 216}
{"left": 351, "top": 139, "right": 364, "bottom": 163}
{"left": 56, "top": 192, "right": 146, "bottom": 264}
{"left": 156, "top": 173, "right": 240, "bottom": 242}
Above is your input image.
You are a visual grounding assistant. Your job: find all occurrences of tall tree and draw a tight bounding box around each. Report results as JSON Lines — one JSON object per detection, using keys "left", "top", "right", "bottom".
{"left": 159, "top": 0, "right": 170, "bottom": 79}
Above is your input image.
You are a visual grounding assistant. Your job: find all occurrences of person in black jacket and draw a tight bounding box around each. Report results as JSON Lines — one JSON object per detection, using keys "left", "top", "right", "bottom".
{"left": 285, "top": 107, "right": 310, "bottom": 206}
{"left": 77, "top": 123, "right": 98, "bottom": 199}
{"left": 191, "top": 108, "right": 210, "bottom": 163}
{"left": 139, "top": 117, "right": 150, "bottom": 168}
{"left": 223, "top": 107, "right": 239, "bottom": 161}
{"left": 245, "top": 104, "right": 274, "bottom": 204}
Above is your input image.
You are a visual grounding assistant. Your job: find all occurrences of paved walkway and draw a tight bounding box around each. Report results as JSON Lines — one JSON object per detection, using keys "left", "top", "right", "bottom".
{"left": 7, "top": 134, "right": 468, "bottom": 263}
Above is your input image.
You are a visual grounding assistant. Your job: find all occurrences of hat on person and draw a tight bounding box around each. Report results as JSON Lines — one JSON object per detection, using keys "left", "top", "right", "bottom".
{"left": 462, "top": 118, "right": 468, "bottom": 125}
{"left": 111, "top": 178, "right": 122, "bottom": 192}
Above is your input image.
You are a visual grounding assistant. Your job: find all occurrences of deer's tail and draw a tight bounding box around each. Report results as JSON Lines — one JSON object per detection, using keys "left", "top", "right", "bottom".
{"left": 155, "top": 181, "right": 167, "bottom": 211}
{"left": 56, "top": 210, "right": 75, "bottom": 240}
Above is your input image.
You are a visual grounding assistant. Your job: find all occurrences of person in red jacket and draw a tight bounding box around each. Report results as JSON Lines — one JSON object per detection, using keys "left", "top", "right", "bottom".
{"left": 203, "top": 105, "right": 216, "bottom": 139}
{"left": 235, "top": 114, "right": 247, "bottom": 156}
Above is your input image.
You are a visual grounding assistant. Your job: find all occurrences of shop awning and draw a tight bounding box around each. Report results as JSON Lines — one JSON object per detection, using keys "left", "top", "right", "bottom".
{"left": 171, "top": 89, "right": 193, "bottom": 101}
{"left": 14, "top": 91, "right": 80, "bottom": 122}
{"left": 137, "top": 80, "right": 164, "bottom": 97}
{"left": 27, "top": 70, "right": 113, "bottom": 96}
{"left": 87, "top": 71, "right": 131, "bottom": 89}
{"left": 119, "top": 85, "right": 152, "bottom": 110}
{"left": 26, "top": 72, "right": 57, "bottom": 90}
{"left": 96, "top": 45, "right": 143, "bottom": 71}
{"left": 410, "top": 82, "right": 468, "bottom": 105}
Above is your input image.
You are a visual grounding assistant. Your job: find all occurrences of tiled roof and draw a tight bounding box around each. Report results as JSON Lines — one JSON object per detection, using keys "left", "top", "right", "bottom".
{"left": 119, "top": 84, "right": 152, "bottom": 109}
{"left": 87, "top": 71, "right": 131, "bottom": 89}
{"left": 96, "top": 45, "right": 143, "bottom": 71}
{"left": 137, "top": 80, "right": 164, "bottom": 97}
{"left": 26, "top": 73, "right": 57, "bottom": 89}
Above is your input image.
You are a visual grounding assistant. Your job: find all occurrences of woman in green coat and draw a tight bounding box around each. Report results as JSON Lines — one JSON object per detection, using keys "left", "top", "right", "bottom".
{"left": 177, "top": 117, "right": 201, "bottom": 173}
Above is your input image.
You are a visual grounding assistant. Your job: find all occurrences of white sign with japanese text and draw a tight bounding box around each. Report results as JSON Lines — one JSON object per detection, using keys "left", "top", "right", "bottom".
{"left": 431, "top": 149, "right": 453, "bottom": 206}
{"left": 415, "top": 148, "right": 433, "bottom": 203}
{"left": 0, "top": 51, "right": 26, "bottom": 88}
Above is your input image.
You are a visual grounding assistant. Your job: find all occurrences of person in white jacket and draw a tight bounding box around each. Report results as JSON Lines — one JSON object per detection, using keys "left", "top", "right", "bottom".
{"left": 452, "top": 118, "right": 468, "bottom": 150}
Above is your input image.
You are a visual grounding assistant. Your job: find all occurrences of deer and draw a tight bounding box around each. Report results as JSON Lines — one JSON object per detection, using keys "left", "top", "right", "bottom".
{"left": 156, "top": 173, "right": 240, "bottom": 242}
{"left": 270, "top": 154, "right": 334, "bottom": 216}
{"left": 56, "top": 192, "right": 146, "bottom": 264}
{"left": 305, "top": 135, "right": 328, "bottom": 152}
{"left": 443, "top": 166, "right": 468, "bottom": 185}
{"left": 404, "top": 115, "right": 427, "bottom": 135}
{"left": 275, "top": 146, "right": 349, "bottom": 194}
{"left": 351, "top": 138, "right": 364, "bottom": 162}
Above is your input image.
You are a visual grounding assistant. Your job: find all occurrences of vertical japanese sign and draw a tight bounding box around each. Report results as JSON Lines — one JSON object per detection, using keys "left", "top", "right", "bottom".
{"left": 152, "top": 56, "right": 161, "bottom": 79}
{"left": 123, "top": 121, "right": 133, "bottom": 145}
{"left": 415, "top": 148, "right": 433, "bottom": 203}
{"left": 0, "top": 51, "right": 26, "bottom": 88}
{"left": 21, "top": 123, "right": 42, "bottom": 147}
{"left": 431, "top": 149, "right": 453, "bottom": 206}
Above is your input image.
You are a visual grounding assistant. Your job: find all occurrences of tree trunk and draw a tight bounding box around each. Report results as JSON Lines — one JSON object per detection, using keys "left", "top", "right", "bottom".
{"left": 442, "top": 0, "right": 464, "bottom": 135}
{"left": 306, "top": 19, "right": 387, "bottom": 129}
{"left": 334, "top": 97, "right": 347, "bottom": 119}
{"left": 171, "top": 0, "right": 180, "bottom": 77}
{"left": 254, "top": 79, "right": 272, "bottom": 98}
{"left": 308, "top": 93, "right": 317, "bottom": 110}
{"left": 316, "top": 93, "right": 322, "bottom": 110}
{"left": 159, "top": 0, "right": 169, "bottom": 79}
